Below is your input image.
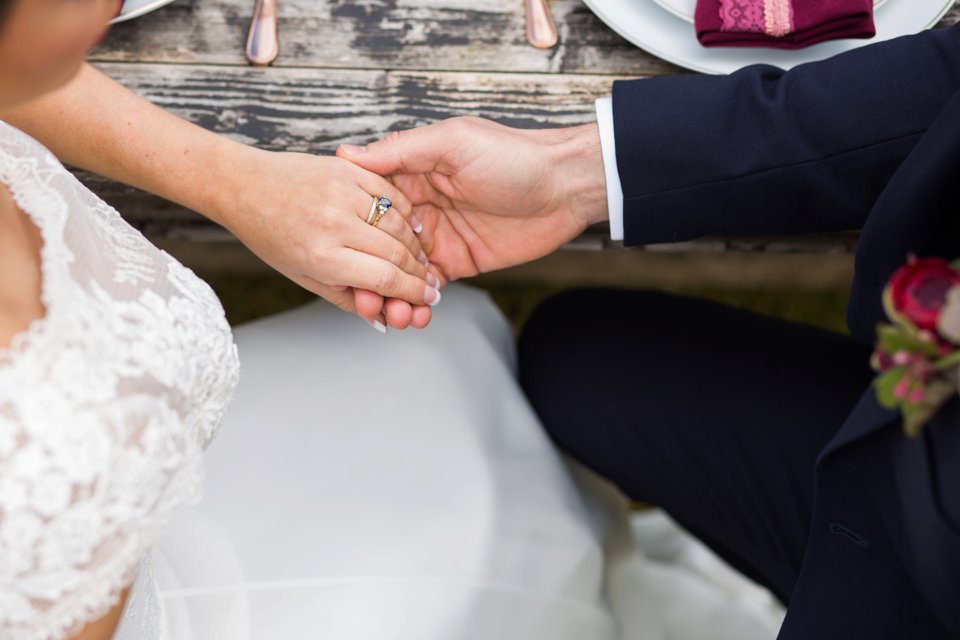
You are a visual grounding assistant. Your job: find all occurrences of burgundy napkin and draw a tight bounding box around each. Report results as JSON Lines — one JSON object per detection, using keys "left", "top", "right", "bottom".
{"left": 694, "top": 0, "right": 875, "bottom": 49}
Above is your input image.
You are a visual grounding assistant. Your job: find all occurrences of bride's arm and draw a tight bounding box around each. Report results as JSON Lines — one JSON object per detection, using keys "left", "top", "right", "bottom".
{"left": 0, "top": 64, "right": 439, "bottom": 329}
{"left": 1, "top": 64, "right": 237, "bottom": 229}
{"left": 70, "top": 591, "right": 128, "bottom": 640}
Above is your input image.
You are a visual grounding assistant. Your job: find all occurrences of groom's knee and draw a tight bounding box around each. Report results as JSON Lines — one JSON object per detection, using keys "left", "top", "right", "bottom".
{"left": 518, "top": 289, "right": 684, "bottom": 467}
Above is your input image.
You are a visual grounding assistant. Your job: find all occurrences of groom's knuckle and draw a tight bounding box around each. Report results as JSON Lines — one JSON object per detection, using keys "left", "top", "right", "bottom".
{"left": 384, "top": 130, "right": 404, "bottom": 151}
{"left": 445, "top": 119, "right": 466, "bottom": 135}
{"left": 452, "top": 116, "right": 480, "bottom": 132}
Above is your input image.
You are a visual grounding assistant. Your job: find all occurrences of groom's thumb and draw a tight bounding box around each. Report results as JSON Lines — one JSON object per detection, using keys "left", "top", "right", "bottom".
{"left": 337, "top": 126, "right": 443, "bottom": 175}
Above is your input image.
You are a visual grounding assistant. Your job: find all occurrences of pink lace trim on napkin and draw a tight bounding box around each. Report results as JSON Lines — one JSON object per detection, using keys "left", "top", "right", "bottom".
{"left": 719, "top": 0, "right": 794, "bottom": 37}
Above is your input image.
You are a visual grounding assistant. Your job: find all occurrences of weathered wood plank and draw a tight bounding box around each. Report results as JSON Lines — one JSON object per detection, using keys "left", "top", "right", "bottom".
{"left": 90, "top": 0, "right": 687, "bottom": 75}
{"left": 89, "top": 63, "right": 620, "bottom": 148}
{"left": 943, "top": 4, "right": 960, "bottom": 25}
{"left": 90, "top": 0, "right": 959, "bottom": 75}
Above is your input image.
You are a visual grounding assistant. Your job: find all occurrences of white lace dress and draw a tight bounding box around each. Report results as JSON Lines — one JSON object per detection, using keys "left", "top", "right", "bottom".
{"left": 0, "top": 120, "right": 786, "bottom": 640}
{"left": 0, "top": 121, "right": 239, "bottom": 640}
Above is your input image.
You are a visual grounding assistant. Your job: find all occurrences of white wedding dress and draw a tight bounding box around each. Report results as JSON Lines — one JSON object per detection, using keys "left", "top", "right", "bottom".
{"left": 0, "top": 121, "right": 786, "bottom": 640}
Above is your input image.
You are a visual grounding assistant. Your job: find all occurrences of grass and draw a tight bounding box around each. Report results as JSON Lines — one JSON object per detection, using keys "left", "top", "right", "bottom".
{"left": 200, "top": 271, "right": 851, "bottom": 335}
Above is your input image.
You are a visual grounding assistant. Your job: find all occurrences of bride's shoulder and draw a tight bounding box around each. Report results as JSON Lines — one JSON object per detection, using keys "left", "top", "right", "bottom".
{"left": 0, "top": 182, "right": 44, "bottom": 349}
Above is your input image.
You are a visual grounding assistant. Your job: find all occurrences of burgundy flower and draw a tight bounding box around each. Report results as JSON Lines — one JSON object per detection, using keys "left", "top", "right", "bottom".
{"left": 888, "top": 257, "right": 960, "bottom": 330}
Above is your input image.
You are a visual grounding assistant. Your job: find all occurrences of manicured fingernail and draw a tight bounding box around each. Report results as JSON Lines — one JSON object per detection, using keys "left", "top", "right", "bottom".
{"left": 339, "top": 144, "right": 365, "bottom": 156}
{"left": 425, "top": 286, "right": 442, "bottom": 307}
{"left": 411, "top": 214, "right": 424, "bottom": 234}
{"left": 367, "top": 318, "right": 387, "bottom": 334}
{"left": 417, "top": 251, "right": 429, "bottom": 266}
{"left": 426, "top": 272, "right": 440, "bottom": 289}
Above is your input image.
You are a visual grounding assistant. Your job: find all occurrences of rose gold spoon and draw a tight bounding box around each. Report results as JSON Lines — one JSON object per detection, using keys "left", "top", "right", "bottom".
{"left": 246, "top": 0, "right": 279, "bottom": 66}
{"left": 525, "top": 0, "right": 558, "bottom": 49}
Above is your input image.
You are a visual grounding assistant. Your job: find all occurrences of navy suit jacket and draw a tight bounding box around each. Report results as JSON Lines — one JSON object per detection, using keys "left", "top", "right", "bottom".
{"left": 611, "top": 25, "right": 960, "bottom": 638}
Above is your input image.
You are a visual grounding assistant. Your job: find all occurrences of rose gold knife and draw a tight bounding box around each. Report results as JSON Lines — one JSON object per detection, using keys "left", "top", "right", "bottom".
{"left": 525, "top": 0, "right": 558, "bottom": 49}
{"left": 246, "top": 0, "right": 279, "bottom": 66}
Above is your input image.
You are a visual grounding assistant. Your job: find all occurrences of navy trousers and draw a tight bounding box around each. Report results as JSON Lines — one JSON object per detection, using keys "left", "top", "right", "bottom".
{"left": 518, "top": 290, "right": 945, "bottom": 635}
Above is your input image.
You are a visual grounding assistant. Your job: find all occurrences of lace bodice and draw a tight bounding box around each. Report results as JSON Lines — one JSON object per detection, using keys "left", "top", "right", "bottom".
{"left": 0, "top": 121, "right": 239, "bottom": 639}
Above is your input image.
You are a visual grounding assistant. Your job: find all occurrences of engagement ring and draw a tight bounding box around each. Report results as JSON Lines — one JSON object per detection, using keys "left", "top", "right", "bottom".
{"left": 368, "top": 195, "right": 392, "bottom": 228}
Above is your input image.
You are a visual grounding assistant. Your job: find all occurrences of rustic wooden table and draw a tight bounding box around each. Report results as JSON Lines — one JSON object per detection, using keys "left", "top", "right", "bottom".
{"left": 85, "top": 0, "right": 960, "bottom": 289}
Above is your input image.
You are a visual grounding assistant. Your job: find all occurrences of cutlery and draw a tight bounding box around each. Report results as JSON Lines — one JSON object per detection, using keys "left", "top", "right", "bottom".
{"left": 525, "top": 0, "right": 559, "bottom": 49}
{"left": 246, "top": 0, "right": 279, "bottom": 66}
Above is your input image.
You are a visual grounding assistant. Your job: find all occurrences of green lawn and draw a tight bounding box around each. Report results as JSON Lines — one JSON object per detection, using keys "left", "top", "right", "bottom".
{"left": 201, "top": 271, "right": 851, "bottom": 335}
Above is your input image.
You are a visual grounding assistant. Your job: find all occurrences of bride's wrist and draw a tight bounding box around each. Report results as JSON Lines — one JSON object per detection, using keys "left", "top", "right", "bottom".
{"left": 546, "top": 123, "right": 609, "bottom": 232}
{"left": 195, "top": 139, "right": 268, "bottom": 231}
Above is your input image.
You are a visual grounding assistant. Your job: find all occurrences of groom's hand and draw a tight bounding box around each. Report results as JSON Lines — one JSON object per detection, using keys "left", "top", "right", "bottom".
{"left": 337, "top": 118, "right": 609, "bottom": 283}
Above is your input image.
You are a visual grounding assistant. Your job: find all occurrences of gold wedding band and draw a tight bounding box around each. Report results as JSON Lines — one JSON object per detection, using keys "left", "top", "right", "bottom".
{"left": 366, "top": 197, "right": 379, "bottom": 225}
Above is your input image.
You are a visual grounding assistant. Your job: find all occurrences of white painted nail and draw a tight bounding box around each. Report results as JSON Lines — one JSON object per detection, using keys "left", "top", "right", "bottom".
{"left": 367, "top": 319, "right": 387, "bottom": 334}
{"left": 426, "top": 272, "right": 440, "bottom": 289}
{"left": 426, "top": 286, "right": 442, "bottom": 307}
{"left": 339, "top": 144, "right": 366, "bottom": 156}
{"left": 411, "top": 214, "right": 424, "bottom": 234}
{"left": 417, "top": 251, "right": 429, "bottom": 266}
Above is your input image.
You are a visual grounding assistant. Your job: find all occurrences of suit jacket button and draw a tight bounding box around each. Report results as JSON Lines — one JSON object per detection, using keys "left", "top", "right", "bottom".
{"left": 829, "top": 522, "right": 870, "bottom": 549}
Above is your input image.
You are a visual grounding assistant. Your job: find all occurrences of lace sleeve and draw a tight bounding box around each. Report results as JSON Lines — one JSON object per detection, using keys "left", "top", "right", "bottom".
{"left": 0, "top": 394, "right": 207, "bottom": 640}
{"left": 0, "top": 121, "right": 239, "bottom": 639}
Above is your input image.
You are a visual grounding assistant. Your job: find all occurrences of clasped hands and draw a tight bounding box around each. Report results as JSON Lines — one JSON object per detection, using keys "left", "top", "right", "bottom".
{"left": 333, "top": 118, "right": 608, "bottom": 330}
{"left": 221, "top": 117, "right": 606, "bottom": 332}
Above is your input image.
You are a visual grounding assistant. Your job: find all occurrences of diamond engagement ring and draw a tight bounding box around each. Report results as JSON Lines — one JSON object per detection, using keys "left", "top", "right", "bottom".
{"left": 367, "top": 195, "right": 392, "bottom": 228}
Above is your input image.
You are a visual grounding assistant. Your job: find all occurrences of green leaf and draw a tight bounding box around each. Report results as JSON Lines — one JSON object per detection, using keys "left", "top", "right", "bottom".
{"left": 874, "top": 367, "right": 907, "bottom": 410}
{"left": 934, "top": 350, "right": 960, "bottom": 370}
{"left": 882, "top": 286, "right": 898, "bottom": 322}
{"left": 901, "top": 380, "right": 955, "bottom": 438}
{"left": 876, "top": 324, "right": 938, "bottom": 356}
{"left": 881, "top": 289, "right": 922, "bottom": 335}
{"left": 902, "top": 406, "right": 933, "bottom": 438}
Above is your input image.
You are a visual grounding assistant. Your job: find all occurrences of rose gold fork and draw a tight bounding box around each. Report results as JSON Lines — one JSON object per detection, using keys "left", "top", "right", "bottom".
{"left": 525, "top": 0, "right": 558, "bottom": 49}
{"left": 246, "top": 0, "right": 279, "bottom": 66}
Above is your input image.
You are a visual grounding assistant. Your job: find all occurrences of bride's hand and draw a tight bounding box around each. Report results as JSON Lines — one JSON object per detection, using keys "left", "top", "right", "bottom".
{"left": 221, "top": 148, "right": 442, "bottom": 330}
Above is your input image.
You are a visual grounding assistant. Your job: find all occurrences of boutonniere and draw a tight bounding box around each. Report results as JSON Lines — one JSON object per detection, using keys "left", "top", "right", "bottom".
{"left": 872, "top": 256, "right": 960, "bottom": 436}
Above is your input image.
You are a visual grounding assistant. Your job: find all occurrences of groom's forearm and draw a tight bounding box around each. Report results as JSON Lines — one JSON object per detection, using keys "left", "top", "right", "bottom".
{"left": 0, "top": 63, "right": 253, "bottom": 229}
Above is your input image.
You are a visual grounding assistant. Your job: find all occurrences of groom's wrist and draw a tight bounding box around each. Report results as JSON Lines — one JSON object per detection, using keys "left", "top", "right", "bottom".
{"left": 547, "top": 123, "right": 608, "bottom": 230}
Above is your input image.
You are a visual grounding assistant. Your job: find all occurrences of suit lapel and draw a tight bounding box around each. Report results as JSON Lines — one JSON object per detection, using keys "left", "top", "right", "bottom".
{"left": 816, "top": 387, "right": 898, "bottom": 466}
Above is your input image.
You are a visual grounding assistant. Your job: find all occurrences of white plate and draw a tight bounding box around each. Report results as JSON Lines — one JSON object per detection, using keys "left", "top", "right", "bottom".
{"left": 652, "top": 0, "right": 889, "bottom": 23}
{"left": 583, "top": 0, "right": 955, "bottom": 74}
{"left": 110, "top": 0, "right": 176, "bottom": 24}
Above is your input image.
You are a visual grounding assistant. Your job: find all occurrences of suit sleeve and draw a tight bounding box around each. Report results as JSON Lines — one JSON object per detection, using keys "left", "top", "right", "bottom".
{"left": 611, "top": 24, "right": 960, "bottom": 245}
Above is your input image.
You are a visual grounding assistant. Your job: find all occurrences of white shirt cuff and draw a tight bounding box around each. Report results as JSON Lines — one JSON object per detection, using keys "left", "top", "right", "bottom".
{"left": 595, "top": 96, "right": 625, "bottom": 242}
